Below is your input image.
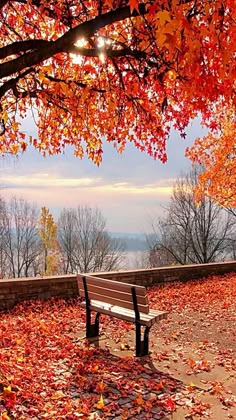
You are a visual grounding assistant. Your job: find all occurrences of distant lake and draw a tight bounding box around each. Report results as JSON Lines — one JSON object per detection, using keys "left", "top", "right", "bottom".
{"left": 119, "top": 250, "right": 148, "bottom": 270}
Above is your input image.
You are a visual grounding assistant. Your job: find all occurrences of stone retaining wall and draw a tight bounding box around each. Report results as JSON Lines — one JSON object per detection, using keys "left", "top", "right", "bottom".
{"left": 94, "top": 261, "right": 236, "bottom": 286}
{"left": 0, "top": 261, "right": 235, "bottom": 311}
{"left": 0, "top": 275, "right": 78, "bottom": 311}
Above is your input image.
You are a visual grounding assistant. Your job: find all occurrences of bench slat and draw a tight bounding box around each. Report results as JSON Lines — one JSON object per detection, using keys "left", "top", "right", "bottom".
{"left": 78, "top": 275, "right": 149, "bottom": 313}
{"left": 77, "top": 275, "right": 147, "bottom": 297}
{"left": 90, "top": 302, "right": 167, "bottom": 324}
{"left": 78, "top": 282, "right": 147, "bottom": 305}
{"left": 80, "top": 289, "right": 149, "bottom": 313}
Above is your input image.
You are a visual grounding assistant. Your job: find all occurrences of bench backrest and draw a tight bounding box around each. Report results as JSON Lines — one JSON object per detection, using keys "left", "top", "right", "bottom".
{"left": 77, "top": 275, "right": 149, "bottom": 314}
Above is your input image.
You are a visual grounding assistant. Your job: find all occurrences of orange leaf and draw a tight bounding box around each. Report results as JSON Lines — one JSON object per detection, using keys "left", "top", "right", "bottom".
{"left": 188, "top": 358, "right": 196, "bottom": 369}
{"left": 129, "top": 0, "right": 139, "bottom": 12}
{"left": 97, "top": 380, "right": 105, "bottom": 393}
{"left": 134, "top": 393, "right": 144, "bottom": 406}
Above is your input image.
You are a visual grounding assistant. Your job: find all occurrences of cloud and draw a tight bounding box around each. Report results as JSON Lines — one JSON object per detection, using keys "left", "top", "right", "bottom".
{"left": 0, "top": 116, "right": 206, "bottom": 233}
{"left": 1, "top": 173, "right": 101, "bottom": 189}
{"left": 0, "top": 171, "right": 174, "bottom": 196}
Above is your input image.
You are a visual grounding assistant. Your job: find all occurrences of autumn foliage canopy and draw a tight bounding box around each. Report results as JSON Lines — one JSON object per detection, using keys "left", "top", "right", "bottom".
{"left": 0, "top": 0, "right": 235, "bottom": 205}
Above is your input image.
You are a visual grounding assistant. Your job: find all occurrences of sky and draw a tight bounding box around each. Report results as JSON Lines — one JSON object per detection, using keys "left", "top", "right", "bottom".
{"left": 0, "top": 118, "right": 204, "bottom": 234}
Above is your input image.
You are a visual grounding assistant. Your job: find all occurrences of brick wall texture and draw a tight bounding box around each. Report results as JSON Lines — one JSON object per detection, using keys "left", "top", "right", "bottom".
{"left": 0, "top": 261, "right": 235, "bottom": 311}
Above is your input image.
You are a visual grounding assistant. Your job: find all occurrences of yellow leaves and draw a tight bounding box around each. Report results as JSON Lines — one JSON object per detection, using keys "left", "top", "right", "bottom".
{"left": 3, "top": 386, "right": 12, "bottom": 396}
{"left": 1, "top": 411, "right": 11, "bottom": 420}
{"left": 38, "top": 65, "right": 52, "bottom": 83}
{"left": 46, "top": 254, "right": 59, "bottom": 276}
{"left": 10, "top": 121, "right": 20, "bottom": 131}
{"left": 96, "top": 382, "right": 106, "bottom": 410}
{"left": 96, "top": 394, "right": 105, "bottom": 410}
{"left": 187, "top": 382, "right": 197, "bottom": 392}
{"left": 38, "top": 207, "right": 57, "bottom": 248}
{"left": 38, "top": 70, "right": 46, "bottom": 83}
{"left": 167, "top": 70, "right": 177, "bottom": 80}
{"left": 38, "top": 207, "right": 58, "bottom": 275}
{"left": 1, "top": 110, "right": 8, "bottom": 125}
{"left": 120, "top": 342, "right": 130, "bottom": 350}
{"left": 9, "top": 143, "right": 20, "bottom": 154}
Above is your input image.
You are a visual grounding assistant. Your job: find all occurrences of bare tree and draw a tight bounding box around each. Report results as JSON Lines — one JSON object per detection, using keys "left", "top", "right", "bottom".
{"left": 224, "top": 207, "right": 236, "bottom": 259}
{"left": 147, "top": 166, "right": 235, "bottom": 266}
{"left": 2, "top": 197, "right": 41, "bottom": 277}
{"left": 58, "top": 206, "right": 124, "bottom": 273}
{"left": 0, "top": 197, "right": 9, "bottom": 277}
{"left": 57, "top": 208, "right": 76, "bottom": 274}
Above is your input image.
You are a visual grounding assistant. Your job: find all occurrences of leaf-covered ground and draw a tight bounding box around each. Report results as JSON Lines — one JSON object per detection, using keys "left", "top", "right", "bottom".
{"left": 0, "top": 273, "right": 235, "bottom": 419}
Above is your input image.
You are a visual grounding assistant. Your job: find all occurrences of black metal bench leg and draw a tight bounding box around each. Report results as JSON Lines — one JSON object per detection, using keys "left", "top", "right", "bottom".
{"left": 86, "top": 306, "right": 91, "bottom": 338}
{"left": 83, "top": 275, "right": 100, "bottom": 339}
{"left": 86, "top": 311, "right": 100, "bottom": 338}
{"left": 94, "top": 312, "right": 100, "bottom": 337}
{"left": 135, "top": 324, "right": 151, "bottom": 357}
{"left": 135, "top": 322, "right": 141, "bottom": 357}
{"left": 142, "top": 326, "right": 151, "bottom": 356}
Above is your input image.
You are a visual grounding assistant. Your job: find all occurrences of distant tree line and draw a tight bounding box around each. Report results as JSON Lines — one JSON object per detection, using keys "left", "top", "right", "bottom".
{"left": 1, "top": 165, "right": 235, "bottom": 278}
{"left": 146, "top": 166, "right": 236, "bottom": 268}
{"left": 0, "top": 200, "right": 124, "bottom": 278}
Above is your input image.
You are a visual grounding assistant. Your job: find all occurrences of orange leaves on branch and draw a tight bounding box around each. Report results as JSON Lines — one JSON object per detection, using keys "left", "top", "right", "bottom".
{"left": 0, "top": 0, "right": 235, "bottom": 203}
{"left": 187, "top": 108, "right": 236, "bottom": 207}
{"left": 129, "top": 0, "right": 139, "bottom": 13}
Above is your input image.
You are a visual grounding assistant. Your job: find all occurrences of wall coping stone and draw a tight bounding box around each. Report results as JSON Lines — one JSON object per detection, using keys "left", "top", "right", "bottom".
{"left": 89, "top": 260, "right": 236, "bottom": 277}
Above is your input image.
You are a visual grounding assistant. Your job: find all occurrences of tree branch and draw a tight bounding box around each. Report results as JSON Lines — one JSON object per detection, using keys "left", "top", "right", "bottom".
{"left": 0, "top": 68, "right": 34, "bottom": 98}
{"left": 0, "top": 5, "right": 145, "bottom": 80}
{"left": 0, "top": 0, "right": 8, "bottom": 11}
{"left": 0, "top": 40, "right": 51, "bottom": 60}
{"left": 45, "top": 74, "right": 106, "bottom": 93}
{"left": 67, "top": 44, "right": 146, "bottom": 59}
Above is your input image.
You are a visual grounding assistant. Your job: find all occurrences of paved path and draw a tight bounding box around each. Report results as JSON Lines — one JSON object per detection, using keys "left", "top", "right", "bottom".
{"left": 74, "top": 319, "right": 235, "bottom": 419}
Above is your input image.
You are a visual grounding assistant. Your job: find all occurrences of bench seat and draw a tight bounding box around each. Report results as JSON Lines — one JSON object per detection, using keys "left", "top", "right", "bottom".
{"left": 81, "top": 300, "right": 167, "bottom": 327}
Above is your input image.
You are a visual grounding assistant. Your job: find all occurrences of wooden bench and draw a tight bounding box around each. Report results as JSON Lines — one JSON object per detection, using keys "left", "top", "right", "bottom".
{"left": 77, "top": 275, "right": 168, "bottom": 357}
